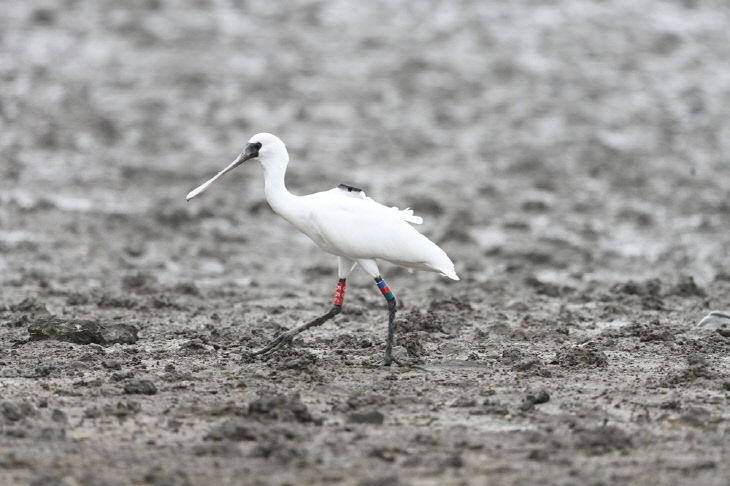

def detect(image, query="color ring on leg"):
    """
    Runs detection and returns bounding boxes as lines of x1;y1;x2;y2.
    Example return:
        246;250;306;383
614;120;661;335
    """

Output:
333;278;346;307
376;278;396;301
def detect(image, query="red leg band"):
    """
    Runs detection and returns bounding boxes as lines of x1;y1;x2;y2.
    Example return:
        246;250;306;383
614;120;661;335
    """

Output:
333;280;346;306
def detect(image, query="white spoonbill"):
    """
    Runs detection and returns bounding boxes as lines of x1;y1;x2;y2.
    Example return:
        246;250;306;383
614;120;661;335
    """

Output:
186;133;459;364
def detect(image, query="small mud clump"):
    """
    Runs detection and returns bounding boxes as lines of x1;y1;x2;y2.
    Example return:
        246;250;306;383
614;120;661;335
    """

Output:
8;297;49;314
205;419;259;441
662;353;716;386
1;400;37;422
247;394;320;424
400;310;447;334
637;320;675;342
399;333;424;359
348;410;385;425
28;316;138;345
502;348;550;376
103;401;141;418
574;425;633;455
121;272;158;294
261;347;319;370
555;344;608;368
124;379;158;395
428;296;473;313
668;276;705;297
526;390;550;405
612;279;661;296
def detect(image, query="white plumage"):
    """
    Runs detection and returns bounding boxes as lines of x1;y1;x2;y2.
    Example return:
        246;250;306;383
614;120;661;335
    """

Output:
187;132;459;281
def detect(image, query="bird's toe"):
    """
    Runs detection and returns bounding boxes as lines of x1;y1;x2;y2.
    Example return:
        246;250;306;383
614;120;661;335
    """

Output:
252;330;296;356
278;332;295;346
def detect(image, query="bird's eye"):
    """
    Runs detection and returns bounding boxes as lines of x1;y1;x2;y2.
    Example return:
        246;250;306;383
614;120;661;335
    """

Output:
254;142;262;150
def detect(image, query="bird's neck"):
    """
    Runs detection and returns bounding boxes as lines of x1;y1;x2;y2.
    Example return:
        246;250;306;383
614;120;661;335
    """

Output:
262;163;299;222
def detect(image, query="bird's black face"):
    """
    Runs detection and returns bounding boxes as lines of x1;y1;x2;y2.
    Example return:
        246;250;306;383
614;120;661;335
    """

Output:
242;141;262;161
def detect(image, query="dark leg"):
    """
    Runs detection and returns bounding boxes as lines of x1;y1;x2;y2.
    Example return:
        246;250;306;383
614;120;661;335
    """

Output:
384;298;398;365
375;277;398;365
252;279;346;356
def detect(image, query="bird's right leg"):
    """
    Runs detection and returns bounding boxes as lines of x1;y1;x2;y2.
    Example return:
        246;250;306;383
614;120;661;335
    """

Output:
252;257;357;356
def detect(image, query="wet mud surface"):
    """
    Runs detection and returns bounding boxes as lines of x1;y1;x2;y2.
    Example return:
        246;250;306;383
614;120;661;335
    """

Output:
2;1;730;485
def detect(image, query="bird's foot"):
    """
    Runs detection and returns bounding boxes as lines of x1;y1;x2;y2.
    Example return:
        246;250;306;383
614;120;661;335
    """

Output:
378;355;430;372
382;349;402;367
251;306;341;358
252;330;296;357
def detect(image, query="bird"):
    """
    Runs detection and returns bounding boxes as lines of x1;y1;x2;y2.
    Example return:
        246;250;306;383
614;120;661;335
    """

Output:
186;133;459;365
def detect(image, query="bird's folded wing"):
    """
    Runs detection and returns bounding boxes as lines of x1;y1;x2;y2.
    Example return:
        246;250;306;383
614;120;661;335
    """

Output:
335;184;367;199
329;186;423;224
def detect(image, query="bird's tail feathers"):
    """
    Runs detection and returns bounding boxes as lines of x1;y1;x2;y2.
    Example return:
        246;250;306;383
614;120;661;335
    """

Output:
431;256;459;280
442;270;460;281
393;207;423;224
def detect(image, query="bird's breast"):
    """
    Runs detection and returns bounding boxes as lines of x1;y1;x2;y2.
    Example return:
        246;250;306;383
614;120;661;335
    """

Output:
277;207;343;256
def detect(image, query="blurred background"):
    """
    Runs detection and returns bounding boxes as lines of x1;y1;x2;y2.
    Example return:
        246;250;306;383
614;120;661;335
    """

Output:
1;0;729;298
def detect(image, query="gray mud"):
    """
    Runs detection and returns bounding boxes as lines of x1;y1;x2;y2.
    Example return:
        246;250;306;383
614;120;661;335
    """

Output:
1;1;730;485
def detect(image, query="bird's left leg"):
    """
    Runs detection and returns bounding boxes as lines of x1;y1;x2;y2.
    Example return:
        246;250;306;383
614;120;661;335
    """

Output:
252;257;357;356
358;259;398;365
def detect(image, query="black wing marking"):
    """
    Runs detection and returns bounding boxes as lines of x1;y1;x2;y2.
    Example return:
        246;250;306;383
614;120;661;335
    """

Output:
338;184;363;193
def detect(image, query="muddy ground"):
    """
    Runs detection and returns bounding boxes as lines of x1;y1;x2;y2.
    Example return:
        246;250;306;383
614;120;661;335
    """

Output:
1;1;730;485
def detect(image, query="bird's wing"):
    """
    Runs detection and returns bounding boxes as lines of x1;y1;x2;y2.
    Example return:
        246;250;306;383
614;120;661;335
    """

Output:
328;185;423;224
301;190;457;278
